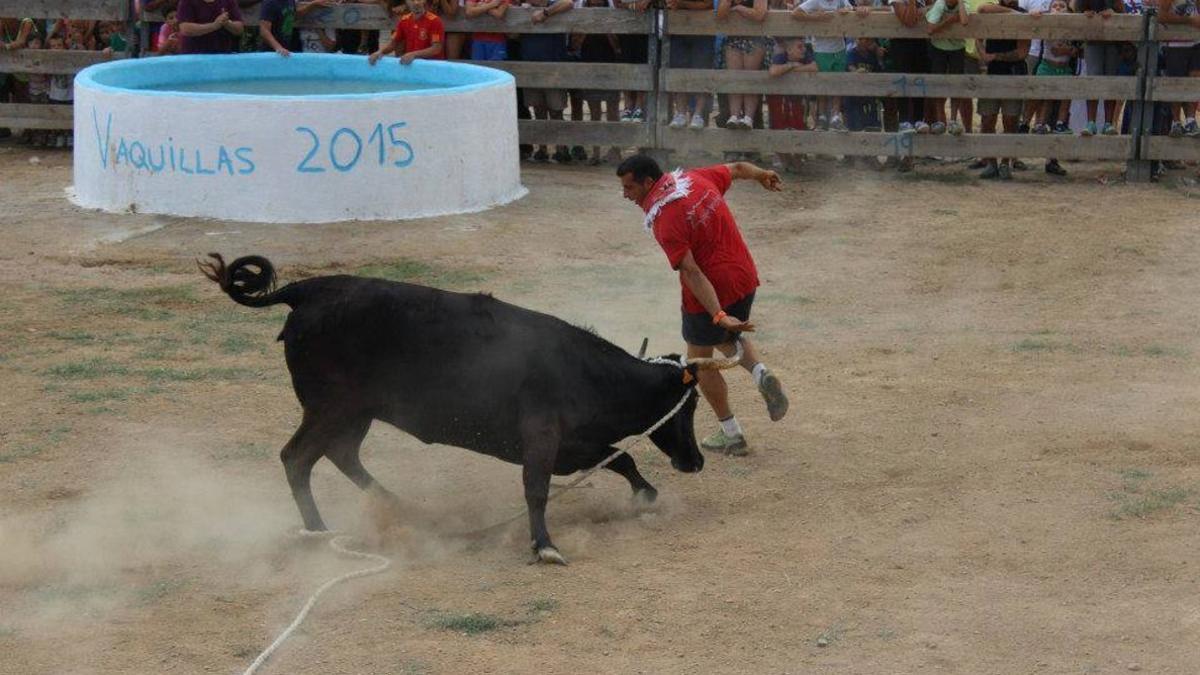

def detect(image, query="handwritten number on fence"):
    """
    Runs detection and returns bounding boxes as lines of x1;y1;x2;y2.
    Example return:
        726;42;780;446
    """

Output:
883;132;914;158
890;75;928;98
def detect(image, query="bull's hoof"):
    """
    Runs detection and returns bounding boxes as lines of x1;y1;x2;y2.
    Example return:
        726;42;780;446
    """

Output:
534;546;569;566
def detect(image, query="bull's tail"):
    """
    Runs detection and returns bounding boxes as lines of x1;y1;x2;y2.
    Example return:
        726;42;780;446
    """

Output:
198;253;288;308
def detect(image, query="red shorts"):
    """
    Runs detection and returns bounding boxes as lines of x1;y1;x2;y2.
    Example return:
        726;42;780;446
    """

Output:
767;95;805;131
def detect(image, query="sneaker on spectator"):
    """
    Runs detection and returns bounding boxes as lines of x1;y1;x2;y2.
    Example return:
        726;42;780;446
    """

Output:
620;109;634;123
571;145;587;162
532;148;549;162
632;108;645;122
1045;159;1067;176
899;121;915;134
739;114;754;129
1053;121;1071;135
553;148;573;163
830;114;847;132
690;113;706;130
1185;119;1200;137
669;113;688;129
726;114;744;130
931;121;946;135
1082;121;1097;137
998;163;1013;180
816;114;829;131
914;120;930;134
980;163;999;179
1034;123;1050;134
1018;121;1031;134
1169;121;1184;138
948;121;964;136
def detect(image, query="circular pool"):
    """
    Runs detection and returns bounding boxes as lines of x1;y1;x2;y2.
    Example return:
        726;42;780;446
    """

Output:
72;53;524;223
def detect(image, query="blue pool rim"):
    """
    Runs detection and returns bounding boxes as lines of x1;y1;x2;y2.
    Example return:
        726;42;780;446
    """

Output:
75;52;514;101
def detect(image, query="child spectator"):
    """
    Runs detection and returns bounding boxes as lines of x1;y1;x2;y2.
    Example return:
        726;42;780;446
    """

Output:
156;10;181;55
768;37;817;172
1033;0;1076;136
845;36;883;132
369;0;446;65
666;0;717;130
925;0;968;134
1158;0;1200;137
793;0;867;131
47;33;72;148
97;21;130;58
887;0;931;141
25;31;50;147
978;0;1029;179
717;0;769;129
466;0;510;60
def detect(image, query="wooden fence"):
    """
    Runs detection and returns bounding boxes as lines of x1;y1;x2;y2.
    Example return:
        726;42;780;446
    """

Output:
3;1;1200;178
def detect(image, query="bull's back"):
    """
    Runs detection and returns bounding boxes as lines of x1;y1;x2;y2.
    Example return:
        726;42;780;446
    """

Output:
278;277;565;456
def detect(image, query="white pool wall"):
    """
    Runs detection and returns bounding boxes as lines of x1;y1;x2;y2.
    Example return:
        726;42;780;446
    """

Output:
72;53;525;223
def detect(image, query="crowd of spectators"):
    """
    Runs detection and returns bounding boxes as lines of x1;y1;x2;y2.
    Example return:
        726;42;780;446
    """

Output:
2;0;1199;177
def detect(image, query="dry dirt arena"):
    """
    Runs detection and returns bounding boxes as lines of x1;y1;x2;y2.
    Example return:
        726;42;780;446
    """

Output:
3;145;1200;675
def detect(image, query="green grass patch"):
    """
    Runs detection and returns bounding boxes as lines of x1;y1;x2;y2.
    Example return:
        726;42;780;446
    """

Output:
140;366;256;382
1143;345;1188;358
1111;487;1191;519
65;386;163;404
427;612;518;635
56;286;200;322
211;442;273;462
45;359;130;379
356;259;487;290
527;598;558;613
0;444;43;464
46;330;97;343
218;334;262;355
0;626;18;639
1012;339;1056;352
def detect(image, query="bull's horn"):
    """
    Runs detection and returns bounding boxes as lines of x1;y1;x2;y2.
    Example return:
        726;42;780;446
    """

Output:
637;337;649;360
686;340;744;371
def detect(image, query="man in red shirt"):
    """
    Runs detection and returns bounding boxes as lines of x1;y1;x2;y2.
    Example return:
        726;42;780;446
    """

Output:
618;154;789;455
368;0;444;66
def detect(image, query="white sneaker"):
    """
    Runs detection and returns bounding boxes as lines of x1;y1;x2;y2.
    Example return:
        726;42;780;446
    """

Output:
669;113;687;129
739;114;754;129
690;114;706;130
726;114;742;129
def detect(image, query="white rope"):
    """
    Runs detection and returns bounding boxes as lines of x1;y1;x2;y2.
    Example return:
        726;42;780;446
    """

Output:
240;534;391;675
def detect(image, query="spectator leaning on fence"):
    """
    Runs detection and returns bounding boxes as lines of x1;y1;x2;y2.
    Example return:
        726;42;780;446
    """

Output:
1;16;36;140
926;0;969;134
845;36;885;138
1158;0;1200;137
718;0;770;129
977;0;1030;179
573;0;625;164
465;0;510;60
177;0;245;54
1075;0;1123;135
522;0;575;162
1033;0;1077;138
667;0;718;130
24;31;50;147
792;0;869;131
370;0;446;65
768;38;817;172
260;0;337;57
47;32;73;149
887;0;932;141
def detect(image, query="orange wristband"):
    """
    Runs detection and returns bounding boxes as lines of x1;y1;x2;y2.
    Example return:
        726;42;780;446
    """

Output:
711;310;727;325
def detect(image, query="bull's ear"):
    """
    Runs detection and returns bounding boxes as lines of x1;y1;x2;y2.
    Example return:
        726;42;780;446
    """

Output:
682;364;699;386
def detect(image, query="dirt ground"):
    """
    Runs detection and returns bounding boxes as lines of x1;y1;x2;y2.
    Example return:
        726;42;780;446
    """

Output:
3;143;1200;675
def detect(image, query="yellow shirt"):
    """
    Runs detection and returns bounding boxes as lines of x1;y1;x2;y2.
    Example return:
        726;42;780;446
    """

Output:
963;0;986;59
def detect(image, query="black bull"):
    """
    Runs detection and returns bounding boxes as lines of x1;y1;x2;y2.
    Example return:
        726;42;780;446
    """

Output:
200;254;739;564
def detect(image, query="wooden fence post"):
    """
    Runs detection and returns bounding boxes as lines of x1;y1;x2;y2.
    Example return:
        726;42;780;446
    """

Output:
651;9;673;166
642;7;661;156
1127;8;1160;183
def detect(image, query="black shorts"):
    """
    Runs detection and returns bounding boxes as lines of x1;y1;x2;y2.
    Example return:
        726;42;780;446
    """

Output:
618;33;649;65
1164;45;1200;77
681;292;755;347
928;47;965;75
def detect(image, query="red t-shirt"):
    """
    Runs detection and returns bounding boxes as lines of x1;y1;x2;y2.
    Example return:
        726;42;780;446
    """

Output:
392;12;445;57
644;165;760;314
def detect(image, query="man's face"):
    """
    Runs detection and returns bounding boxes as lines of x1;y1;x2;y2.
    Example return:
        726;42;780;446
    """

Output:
620;172;654;205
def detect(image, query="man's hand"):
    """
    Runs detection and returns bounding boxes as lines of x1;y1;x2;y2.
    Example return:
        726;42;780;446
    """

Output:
276;46;292;57
216;10;230;26
532;7;548;22
718;315;756;332
758;169;782;191
400;51;417;64
368;49;384;65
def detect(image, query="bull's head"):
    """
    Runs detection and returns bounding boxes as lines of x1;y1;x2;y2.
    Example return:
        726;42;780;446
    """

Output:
647;347;743;474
